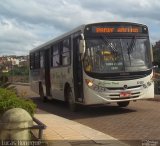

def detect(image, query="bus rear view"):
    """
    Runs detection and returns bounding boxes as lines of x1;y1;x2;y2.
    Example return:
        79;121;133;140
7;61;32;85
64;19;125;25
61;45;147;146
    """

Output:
82;22;154;107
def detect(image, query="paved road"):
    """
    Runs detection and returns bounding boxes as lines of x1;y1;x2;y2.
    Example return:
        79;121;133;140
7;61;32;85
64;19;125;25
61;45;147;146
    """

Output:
14;84;160;145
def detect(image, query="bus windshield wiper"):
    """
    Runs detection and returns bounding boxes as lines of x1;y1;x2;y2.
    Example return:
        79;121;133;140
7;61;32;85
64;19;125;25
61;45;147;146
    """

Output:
101;36;120;64
127;36;136;55
102;36;118;53
127;36;136;65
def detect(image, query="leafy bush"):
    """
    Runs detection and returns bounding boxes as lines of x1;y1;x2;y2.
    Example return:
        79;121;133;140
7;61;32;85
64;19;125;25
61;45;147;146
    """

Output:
8;66;29;76
0;75;8;85
0;88;36;116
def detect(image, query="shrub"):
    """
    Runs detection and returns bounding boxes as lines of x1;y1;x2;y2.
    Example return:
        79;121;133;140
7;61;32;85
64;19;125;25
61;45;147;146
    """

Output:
0;88;36;116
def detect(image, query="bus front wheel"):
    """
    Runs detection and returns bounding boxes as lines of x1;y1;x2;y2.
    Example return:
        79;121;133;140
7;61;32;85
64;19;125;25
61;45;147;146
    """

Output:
117;101;130;107
67;87;77;112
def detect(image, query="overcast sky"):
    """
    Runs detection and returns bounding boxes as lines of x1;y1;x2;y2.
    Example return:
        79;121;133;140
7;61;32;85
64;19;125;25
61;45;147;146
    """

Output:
0;0;160;56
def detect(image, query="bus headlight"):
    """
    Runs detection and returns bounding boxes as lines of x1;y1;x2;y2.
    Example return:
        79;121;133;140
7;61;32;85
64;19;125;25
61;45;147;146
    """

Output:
85;79;93;87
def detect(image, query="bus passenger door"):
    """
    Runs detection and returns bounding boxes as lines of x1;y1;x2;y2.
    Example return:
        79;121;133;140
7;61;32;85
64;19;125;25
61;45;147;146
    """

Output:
73;36;84;103
44;49;51;96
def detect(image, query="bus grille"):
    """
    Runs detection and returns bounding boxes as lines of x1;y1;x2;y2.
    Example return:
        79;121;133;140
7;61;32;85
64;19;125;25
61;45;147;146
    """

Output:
110;96;139;100
99;85;142;100
109;92;141;100
107;85;142;90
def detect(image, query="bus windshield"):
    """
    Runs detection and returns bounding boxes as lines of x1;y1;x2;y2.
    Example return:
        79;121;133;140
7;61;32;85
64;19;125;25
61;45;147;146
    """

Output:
84;36;151;73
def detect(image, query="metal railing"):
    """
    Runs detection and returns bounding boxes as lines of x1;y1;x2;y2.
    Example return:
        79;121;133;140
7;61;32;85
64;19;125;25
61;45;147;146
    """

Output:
30;117;47;140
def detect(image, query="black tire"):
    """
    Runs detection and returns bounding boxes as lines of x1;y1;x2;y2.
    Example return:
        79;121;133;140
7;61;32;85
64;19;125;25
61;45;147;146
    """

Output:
39;84;47;102
117;101;130;107
67;87;77;112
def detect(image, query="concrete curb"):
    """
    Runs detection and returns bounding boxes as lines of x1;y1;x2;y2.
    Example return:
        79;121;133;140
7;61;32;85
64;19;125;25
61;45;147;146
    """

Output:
11;82;30;86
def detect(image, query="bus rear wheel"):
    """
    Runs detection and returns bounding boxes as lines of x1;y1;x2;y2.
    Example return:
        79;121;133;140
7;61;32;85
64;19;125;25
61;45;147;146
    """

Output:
67;87;77;112
117;101;130;107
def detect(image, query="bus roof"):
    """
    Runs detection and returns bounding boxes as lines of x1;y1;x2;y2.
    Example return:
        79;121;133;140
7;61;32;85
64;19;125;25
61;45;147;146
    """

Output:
29;22;147;53
30;24;85;53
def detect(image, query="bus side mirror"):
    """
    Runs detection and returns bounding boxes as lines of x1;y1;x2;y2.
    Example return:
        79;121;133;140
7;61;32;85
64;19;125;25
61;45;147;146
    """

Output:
79;40;85;54
152;61;159;69
152;61;159;68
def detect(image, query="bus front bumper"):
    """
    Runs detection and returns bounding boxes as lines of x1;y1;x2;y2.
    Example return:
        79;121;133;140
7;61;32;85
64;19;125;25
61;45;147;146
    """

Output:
83;84;154;105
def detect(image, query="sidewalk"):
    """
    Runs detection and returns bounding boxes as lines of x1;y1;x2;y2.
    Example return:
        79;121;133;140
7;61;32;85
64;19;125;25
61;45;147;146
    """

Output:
33;114;128;146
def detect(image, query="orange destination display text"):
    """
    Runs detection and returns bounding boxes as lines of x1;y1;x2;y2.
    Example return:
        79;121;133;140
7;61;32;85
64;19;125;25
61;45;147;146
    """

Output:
96;27;139;33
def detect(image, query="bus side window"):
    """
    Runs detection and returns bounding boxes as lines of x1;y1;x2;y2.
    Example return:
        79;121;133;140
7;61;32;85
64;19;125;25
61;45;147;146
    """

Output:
51;46;53;67
40;51;44;68
62;38;71;66
52;43;61;67
30;53;35;70
35;51;40;69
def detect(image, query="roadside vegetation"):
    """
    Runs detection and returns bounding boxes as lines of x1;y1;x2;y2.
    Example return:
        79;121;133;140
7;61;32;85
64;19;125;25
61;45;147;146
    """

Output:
0;88;36;116
153;41;160;71
152;41;160;94
0;63;36;117
3;66;29;83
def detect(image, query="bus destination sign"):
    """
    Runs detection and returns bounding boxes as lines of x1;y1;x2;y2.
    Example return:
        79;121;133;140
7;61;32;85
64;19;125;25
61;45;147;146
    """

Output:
85;23;148;35
95;27;140;33
92;26;143;33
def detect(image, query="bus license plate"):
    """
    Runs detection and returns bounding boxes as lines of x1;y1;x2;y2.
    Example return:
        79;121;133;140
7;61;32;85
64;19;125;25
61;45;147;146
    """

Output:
120;92;131;97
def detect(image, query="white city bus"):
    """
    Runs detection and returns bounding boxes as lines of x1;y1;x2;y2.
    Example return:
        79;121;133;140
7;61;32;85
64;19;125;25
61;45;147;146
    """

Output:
29;22;154;111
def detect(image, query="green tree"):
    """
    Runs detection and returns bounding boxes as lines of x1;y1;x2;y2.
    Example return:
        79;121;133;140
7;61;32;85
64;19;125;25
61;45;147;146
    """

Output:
153;41;160;67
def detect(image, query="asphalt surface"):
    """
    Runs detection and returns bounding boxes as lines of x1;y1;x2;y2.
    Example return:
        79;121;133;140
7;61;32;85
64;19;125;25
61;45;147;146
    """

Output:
14;84;160;146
